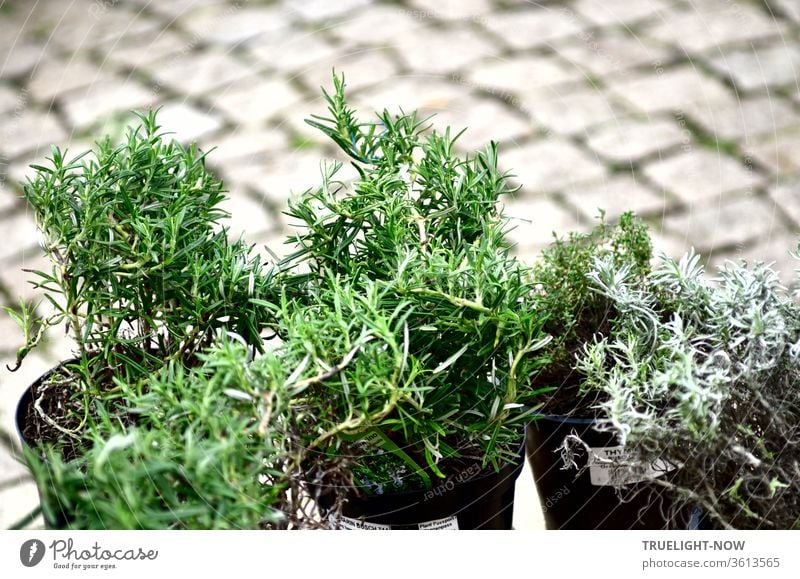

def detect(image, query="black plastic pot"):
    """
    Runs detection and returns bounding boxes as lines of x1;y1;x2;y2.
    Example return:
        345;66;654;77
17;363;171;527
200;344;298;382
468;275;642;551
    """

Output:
332;438;526;530
526;415;674;530
16;384;39;448
16;370;73;530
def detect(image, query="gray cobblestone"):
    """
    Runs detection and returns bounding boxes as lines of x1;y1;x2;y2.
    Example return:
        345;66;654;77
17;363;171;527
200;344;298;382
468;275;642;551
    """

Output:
466;54;584;96
275;103;331;147
745;131;800;176
429;96;531;152
247;30;337;74
4;0;800;531
284;0;373;23
522;86;630;136
329;5;421;48
227;149;335;210
566;174;674;221
149;50;253;98
482;7;586;51
407;0;492;22
643;3;787;54
354;77;463;117
394;26;497;76
585;117;689;164
61;80;158;130
28;58;115;104
554;30;671;77
200;127;289;168
0;213;39;263
299;48;398;94
709;232;800;287
0;43;46;81
572;0;671;27
685;95;800;143
768;178;800;226
501;138;608;194
107;30;191;72
0;445;28;485
650;229;691;260
707;44;800;93
220;191;274;241
0;185;19;214
662;194;780;253
47;4;161;52
773;0;800;23
181;4;289;46
0;110;67;160
501;196;584;259
135;0;226;19
154;103;222;144
210;75;303;126
0;480;42;530
0;86;21;116
609;65;735;114
787;87;800;107
0;252;49;305
643;149;766;205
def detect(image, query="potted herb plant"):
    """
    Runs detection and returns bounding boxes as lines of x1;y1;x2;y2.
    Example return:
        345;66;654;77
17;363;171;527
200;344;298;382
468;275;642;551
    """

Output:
5;112;305;529
523;214;677;529
273;75;552;529
573;248;800;529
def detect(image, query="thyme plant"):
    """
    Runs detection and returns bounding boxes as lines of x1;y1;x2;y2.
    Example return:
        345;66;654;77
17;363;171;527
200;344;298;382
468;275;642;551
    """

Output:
575;249;800;529
531;212;652;414
280;75;550;493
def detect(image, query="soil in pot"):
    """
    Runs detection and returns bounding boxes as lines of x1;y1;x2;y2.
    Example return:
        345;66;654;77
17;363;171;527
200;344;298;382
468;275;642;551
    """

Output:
324;438;526;530
13;359;133;529
526;416;676;530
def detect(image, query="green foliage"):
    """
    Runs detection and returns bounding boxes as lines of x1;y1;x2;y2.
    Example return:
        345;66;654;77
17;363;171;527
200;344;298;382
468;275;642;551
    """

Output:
9;113;293;529
290;74;511;280
532;211;652;410
28;341;291;529
14;110;278;387
280;74;550;491
9;74;555;525
576;249;800;529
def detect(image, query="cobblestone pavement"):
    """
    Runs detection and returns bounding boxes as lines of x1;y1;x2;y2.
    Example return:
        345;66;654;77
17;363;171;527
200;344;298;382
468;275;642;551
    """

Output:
1;0;799;529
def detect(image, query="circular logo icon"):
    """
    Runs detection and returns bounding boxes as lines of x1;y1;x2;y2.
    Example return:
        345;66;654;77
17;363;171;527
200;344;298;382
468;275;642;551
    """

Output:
20;539;46;567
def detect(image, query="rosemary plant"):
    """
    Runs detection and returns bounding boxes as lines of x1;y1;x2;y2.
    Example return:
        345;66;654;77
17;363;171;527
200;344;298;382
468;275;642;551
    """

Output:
280;75;550;494
5;113;303;529
8;111;278;447
27;340;295;529
575;249;800;529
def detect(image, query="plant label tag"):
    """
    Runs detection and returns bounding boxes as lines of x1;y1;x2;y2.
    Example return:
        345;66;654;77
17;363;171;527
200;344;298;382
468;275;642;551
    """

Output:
417;516;459;530
337;516;392;530
587;446;675;487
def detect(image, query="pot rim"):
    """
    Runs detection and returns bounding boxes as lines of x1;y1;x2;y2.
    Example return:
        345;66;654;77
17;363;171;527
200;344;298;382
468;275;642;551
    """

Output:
338;434;527;502
531;412;598;425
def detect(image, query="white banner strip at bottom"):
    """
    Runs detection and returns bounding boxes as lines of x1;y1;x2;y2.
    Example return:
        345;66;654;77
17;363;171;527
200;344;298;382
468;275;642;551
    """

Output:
1;531;799;578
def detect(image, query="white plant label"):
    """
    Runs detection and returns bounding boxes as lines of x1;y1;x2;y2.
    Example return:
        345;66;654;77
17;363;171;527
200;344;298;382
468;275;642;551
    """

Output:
337;516;391;530
337;515;459;530
587;446;675;487
417;516;459;530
